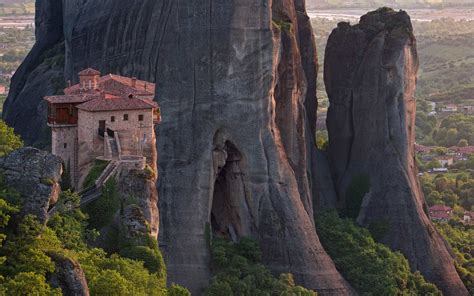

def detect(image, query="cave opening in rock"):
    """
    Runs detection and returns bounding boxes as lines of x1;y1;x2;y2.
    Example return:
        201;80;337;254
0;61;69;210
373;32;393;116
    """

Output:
210;141;249;242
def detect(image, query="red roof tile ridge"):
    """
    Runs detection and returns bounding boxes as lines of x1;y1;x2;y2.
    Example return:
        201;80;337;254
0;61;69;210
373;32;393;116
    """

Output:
78;68;101;75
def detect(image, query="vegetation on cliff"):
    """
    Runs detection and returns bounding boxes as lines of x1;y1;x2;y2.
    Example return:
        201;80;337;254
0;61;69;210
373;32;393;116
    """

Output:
0;123;189;295
0;120;22;156
206;237;316;296
0;187;181;295
316;211;441;295
437;222;474;294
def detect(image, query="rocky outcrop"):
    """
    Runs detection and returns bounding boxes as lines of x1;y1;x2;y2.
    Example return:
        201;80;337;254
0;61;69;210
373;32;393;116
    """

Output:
87;166;159;253
116;168;159;239
4;1;352;295
0;147;62;223
48;252;90;296
324;8;467;295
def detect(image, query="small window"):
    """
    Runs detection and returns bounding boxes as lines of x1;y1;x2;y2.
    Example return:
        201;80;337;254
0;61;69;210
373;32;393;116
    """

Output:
111;116;115;122
138;114;144;121
63;143;67;149
123;114;129;121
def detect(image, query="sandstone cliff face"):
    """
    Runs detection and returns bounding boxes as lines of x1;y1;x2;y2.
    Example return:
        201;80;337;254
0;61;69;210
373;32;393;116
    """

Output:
325;8;467;295
155;1;352;294
3;1;354;295
0;147;62;223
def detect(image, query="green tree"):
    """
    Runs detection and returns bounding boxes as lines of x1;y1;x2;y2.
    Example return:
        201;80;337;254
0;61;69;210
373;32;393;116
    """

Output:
426;191;443;206
0;120;22;156
442;190;460;208
89;269;132;296
167;284;191;296
458;139;469;147
315;211;441;295
205;238;316;296
3;272;61;296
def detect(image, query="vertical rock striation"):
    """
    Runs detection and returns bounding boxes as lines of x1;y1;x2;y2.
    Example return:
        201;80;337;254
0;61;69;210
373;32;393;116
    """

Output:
325;8;467;295
3;0;354;294
156;1;352;294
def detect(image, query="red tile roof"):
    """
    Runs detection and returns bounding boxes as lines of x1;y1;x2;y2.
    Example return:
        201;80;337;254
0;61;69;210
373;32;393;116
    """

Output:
44;69;158;112
76;96;157;112
44;93;99;104
430;211;451;220
65;74;155;97
78;68;101;75
429;205;452;212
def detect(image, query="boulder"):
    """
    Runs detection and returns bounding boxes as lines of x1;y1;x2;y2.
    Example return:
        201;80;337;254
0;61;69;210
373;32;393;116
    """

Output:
48;252;90;296
0;147;62;223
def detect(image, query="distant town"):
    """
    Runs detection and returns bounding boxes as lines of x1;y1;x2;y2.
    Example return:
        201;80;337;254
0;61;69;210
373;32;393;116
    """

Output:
0;1;34;114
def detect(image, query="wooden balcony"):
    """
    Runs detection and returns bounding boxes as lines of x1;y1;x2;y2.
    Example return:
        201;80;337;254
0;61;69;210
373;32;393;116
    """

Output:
47;115;78;126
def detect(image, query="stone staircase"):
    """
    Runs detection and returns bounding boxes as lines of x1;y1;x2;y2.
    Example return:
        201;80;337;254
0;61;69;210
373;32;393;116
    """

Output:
48;161;119;215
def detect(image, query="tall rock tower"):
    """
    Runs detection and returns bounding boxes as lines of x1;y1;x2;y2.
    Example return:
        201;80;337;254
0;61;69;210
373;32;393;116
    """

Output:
324;8;467;295
2;0;353;295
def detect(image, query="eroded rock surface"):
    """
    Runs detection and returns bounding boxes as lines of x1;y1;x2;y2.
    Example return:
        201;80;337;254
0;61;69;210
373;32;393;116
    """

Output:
48;252;90;296
4;1;353;295
116;169;159;239
325;8;467;295
0;147;62;223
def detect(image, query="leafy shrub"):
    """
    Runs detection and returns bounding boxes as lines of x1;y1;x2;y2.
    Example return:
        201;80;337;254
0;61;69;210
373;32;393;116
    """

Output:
316;211;441;295
205;237;316;296
436;222;474;294
40;177;54;186
143;165;155;180
167;284;191;296
120;245;166;276
345;174;370;219
272;19;292;31
3;272;61;296
82;160;109;189
0;120;23;157
83;179;119;230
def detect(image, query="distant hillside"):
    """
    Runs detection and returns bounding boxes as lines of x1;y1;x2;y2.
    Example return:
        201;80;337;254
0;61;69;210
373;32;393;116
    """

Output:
0;0;34;15
306;0;474;9
0;0;33;3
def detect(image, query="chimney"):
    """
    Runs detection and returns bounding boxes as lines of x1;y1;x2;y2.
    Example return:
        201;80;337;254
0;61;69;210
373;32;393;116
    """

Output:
131;77;137;88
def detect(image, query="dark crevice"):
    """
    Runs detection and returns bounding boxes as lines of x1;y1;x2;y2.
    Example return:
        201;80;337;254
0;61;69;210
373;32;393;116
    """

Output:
211;141;250;242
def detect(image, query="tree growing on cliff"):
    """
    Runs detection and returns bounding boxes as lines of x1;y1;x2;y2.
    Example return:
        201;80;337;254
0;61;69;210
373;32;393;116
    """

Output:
0;120;22;157
315;211;441;295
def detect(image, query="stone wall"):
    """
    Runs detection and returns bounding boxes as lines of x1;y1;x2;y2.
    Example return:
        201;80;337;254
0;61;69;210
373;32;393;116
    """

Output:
51;125;78;187
77;108;155;186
